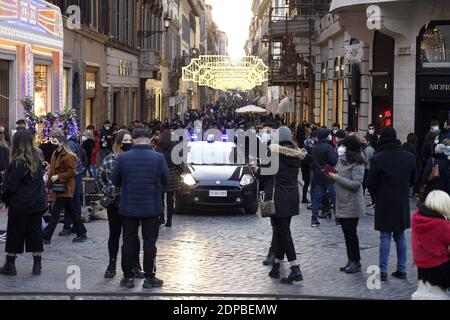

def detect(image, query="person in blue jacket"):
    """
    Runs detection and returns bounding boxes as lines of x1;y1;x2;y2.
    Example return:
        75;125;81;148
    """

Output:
112;129;169;289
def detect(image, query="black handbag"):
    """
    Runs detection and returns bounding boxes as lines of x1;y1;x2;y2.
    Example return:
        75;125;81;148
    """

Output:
100;194;115;208
51;181;67;193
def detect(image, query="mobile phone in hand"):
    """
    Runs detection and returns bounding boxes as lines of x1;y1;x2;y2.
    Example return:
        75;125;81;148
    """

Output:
323;165;338;175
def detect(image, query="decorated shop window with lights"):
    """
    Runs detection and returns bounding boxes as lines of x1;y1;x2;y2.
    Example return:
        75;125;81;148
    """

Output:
420;22;450;69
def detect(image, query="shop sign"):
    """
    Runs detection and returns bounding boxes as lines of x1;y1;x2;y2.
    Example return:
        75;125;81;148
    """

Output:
86;81;96;90
419;75;450;100
119;60;133;76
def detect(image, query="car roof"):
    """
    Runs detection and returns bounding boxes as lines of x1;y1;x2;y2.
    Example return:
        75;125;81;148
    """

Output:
187;141;236;148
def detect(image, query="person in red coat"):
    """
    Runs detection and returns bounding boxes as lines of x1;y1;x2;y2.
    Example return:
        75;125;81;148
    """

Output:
412;190;450;290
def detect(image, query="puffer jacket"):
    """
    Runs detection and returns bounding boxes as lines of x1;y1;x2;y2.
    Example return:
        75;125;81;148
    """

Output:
334;157;365;219
111;145;169;218
156;148;180;193
412;205;450;269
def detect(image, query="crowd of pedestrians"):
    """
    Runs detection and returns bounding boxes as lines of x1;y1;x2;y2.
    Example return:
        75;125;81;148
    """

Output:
0;100;448;293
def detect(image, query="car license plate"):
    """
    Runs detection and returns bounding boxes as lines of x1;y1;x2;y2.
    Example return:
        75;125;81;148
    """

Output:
209;190;227;197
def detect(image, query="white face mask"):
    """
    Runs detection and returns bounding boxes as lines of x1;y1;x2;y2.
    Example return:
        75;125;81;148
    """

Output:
333;129;338;135
82;136;88;142
327;135;333;141
338;146;346;156
368;129;375;135
432;126;440;133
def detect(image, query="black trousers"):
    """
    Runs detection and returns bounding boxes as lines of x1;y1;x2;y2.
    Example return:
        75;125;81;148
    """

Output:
363;170;375;204
161;192;175;223
301;166;311;201
121;216;160;278
107;206;140;266
5;212;43;254
340;218;361;263
269;218;277;254
272;217;297;262
42;197;86;241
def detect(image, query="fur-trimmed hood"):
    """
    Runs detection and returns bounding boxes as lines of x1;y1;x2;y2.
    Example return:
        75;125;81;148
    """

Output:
270;144;307;160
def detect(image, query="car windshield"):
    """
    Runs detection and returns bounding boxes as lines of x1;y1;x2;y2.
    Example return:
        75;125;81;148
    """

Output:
186;143;235;165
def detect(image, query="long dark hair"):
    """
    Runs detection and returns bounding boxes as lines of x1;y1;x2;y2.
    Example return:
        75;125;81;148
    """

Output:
157;131;175;152
345;151;366;165
11;130;43;177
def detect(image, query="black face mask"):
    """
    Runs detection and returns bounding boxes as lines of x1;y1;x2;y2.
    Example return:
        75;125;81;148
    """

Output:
121;143;133;152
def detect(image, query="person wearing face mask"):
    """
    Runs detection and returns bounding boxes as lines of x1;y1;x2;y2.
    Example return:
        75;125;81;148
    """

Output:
424;120;441;146
362;136;376;208
100;120;113;163
96;130;143;279
328;136;366;274
42;129;87;244
81;130;96;178
310;129;338;227
331;123;341;147
365;124;379;150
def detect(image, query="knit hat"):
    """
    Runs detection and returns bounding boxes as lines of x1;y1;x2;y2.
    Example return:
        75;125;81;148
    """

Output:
278;126;293;143
379;127;397;144
318;128;330;140
342;136;361;153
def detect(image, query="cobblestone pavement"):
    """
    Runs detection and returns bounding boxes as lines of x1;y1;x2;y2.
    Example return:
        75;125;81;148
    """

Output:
0;180;420;300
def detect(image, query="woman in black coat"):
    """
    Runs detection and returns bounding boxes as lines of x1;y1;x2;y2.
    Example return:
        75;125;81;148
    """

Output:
419;144;449;202
266;127;306;284
0;132;10;185
156;131;180;228
0;131;47;277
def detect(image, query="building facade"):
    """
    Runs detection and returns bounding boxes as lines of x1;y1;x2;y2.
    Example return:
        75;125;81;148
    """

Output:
0;0;64;133
331;0;450;142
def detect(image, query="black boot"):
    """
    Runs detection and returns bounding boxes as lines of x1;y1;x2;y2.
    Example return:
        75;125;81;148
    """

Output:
268;263;280;279
345;261;361;274
32;256;42;276
0;255;17;276
104;258;117;279
281;265;303;284
339;261;351;272
262;250;275;266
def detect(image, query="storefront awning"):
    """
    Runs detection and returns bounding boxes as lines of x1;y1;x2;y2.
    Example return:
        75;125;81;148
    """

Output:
0;0;64;50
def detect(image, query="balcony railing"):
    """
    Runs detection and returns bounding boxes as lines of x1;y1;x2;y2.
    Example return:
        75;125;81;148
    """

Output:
139;49;160;71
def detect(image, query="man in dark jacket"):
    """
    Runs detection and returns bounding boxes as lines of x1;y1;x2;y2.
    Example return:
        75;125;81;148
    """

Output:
310;129;338;227
367;127;416;282
112;129;169;289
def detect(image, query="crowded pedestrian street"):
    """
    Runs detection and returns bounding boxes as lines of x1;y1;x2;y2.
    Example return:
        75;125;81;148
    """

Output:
0;0;450;308
0;196;420;300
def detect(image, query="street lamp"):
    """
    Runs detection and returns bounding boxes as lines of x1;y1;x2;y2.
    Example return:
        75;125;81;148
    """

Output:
138;14;172;39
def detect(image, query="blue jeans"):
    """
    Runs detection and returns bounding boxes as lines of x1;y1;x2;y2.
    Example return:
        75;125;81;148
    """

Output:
379;231;407;273
312;183;336;223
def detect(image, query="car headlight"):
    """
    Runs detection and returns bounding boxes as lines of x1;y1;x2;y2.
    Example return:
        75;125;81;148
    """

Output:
240;174;254;187
182;173;197;187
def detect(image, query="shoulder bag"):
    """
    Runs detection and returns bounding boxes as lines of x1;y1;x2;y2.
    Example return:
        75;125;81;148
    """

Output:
427;158;440;182
51;180;67;193
260;176;276;218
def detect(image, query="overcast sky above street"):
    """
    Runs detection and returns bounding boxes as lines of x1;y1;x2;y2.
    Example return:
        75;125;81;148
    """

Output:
205;0;253;59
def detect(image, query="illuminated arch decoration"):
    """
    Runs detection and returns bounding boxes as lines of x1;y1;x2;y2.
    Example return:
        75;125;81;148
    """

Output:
182;56;269;91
